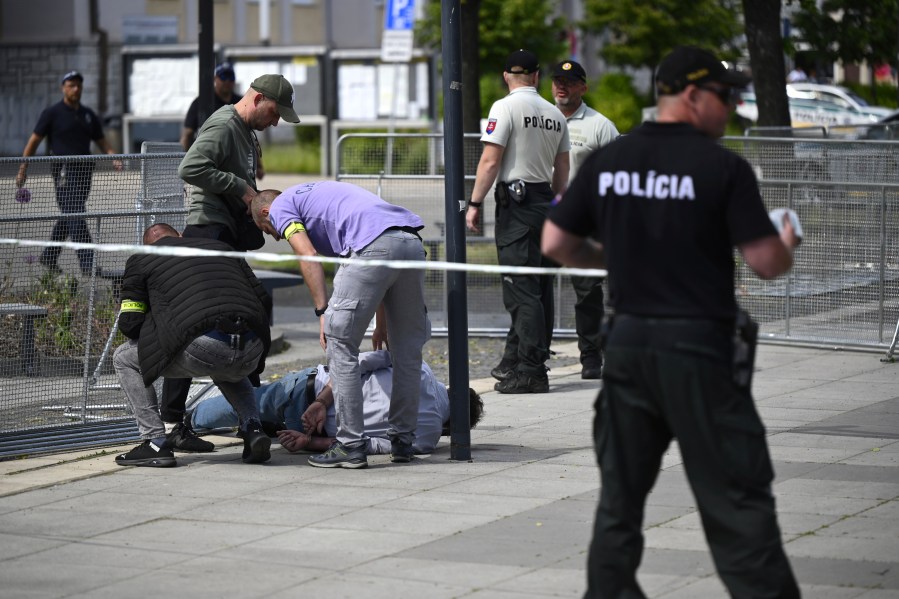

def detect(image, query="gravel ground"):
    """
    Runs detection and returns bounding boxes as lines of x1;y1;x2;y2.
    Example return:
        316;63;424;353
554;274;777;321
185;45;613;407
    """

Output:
263;332;581;385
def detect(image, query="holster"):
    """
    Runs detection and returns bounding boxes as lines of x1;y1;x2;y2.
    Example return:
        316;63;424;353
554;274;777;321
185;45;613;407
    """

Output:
732;309;758;389
495;183;510;208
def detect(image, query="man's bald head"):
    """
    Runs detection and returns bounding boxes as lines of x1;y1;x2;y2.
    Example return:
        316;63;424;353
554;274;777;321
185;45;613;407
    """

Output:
143;223;180;245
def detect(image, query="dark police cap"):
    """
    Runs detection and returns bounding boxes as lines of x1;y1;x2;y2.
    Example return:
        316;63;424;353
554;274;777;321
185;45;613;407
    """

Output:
656;46;750;95
60;70;83;85
552;60;587;83
504;49;540;75
214;62;236;81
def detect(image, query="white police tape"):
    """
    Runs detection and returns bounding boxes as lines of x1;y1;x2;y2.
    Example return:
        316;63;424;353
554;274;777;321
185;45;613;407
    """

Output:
0;238;608;278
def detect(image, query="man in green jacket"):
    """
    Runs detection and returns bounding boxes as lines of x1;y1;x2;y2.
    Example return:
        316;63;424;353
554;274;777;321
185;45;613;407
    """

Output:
178;73;299;250
162;73;299;454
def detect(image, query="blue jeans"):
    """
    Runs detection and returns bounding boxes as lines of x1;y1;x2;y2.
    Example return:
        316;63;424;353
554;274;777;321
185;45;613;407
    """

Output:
325;230;429;449
114;334;264;440
192;368;316;431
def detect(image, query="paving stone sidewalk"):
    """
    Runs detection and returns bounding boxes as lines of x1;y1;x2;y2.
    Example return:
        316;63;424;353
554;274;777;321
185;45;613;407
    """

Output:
1;342;897;598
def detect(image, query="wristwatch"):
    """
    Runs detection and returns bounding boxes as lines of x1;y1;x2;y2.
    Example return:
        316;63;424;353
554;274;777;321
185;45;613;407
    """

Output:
468;201;483;208
314;306;327;317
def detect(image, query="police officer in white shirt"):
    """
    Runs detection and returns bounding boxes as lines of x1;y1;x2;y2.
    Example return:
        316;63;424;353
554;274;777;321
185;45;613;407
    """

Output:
552;60;619;379
466;49;570;394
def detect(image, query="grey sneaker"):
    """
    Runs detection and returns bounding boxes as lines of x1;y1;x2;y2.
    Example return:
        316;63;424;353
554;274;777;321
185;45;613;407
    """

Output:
390;439;414;463
308;441;368;469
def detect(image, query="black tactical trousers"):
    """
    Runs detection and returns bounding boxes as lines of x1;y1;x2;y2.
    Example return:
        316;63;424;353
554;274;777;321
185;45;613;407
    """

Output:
585;316;799;599
495;185;554;376
571;275;604;363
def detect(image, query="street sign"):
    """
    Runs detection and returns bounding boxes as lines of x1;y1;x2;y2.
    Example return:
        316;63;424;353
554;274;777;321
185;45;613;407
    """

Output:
381;0;415;63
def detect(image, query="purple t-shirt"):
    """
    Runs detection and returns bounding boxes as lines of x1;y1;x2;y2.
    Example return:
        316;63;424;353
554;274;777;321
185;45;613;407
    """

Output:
268;181;424;257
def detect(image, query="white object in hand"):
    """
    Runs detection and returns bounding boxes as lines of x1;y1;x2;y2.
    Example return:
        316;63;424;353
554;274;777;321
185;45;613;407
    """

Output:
769;208;803;241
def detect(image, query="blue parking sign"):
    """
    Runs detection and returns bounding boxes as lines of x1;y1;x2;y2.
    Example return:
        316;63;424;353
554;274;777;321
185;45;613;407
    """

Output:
385;0;415;31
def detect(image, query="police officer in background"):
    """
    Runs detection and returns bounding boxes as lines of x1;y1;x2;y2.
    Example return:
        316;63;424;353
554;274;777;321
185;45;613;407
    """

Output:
551;60;619;379
542;46;801;597
467;49;570;394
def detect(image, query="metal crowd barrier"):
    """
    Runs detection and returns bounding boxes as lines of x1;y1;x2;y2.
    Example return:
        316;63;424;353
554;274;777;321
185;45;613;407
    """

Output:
0;152;186;447
2;134;898;456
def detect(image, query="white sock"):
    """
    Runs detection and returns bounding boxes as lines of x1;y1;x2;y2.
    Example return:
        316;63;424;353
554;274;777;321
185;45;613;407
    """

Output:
163;422;178;434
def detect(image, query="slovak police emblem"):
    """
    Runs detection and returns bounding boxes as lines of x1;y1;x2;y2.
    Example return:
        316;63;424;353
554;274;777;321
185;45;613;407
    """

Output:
562;62;572;71
486;118;497;134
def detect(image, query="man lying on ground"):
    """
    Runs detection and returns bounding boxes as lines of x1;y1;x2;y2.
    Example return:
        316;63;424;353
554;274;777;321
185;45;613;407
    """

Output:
190;350;483;457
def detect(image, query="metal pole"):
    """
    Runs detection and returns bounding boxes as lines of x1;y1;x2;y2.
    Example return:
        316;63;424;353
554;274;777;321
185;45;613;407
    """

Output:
442;0;471;461
198;0;215;127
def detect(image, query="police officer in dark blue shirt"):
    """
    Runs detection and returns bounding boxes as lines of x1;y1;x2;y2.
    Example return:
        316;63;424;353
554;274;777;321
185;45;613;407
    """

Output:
16;71;119;276
543;47;801;598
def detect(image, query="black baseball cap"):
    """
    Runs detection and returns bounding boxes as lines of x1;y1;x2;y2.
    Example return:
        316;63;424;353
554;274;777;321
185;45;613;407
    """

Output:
60;70;83;85
214;62;235;81
504;49;539;75
656;46;750;95
552;60;587;83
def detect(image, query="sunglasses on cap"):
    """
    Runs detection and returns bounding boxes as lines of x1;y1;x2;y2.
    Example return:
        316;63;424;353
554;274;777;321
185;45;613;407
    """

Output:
696;83;742;106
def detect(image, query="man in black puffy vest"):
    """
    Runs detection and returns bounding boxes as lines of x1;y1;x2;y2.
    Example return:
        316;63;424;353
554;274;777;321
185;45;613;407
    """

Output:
112;223;273;468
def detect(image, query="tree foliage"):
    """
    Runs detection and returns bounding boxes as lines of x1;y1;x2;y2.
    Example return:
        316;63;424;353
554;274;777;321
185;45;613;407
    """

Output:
581;0;744;76
418;0;569;130
418;0;569;74
788;0;899;67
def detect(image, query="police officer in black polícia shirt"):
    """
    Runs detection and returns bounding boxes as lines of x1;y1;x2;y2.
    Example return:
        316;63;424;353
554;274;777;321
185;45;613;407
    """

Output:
543;47;801;598
466;49;570;394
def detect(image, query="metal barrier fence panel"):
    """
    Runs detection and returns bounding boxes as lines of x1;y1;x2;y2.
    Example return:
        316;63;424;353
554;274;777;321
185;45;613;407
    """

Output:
0;153;186;437
2;136;898;450
338;133;899;348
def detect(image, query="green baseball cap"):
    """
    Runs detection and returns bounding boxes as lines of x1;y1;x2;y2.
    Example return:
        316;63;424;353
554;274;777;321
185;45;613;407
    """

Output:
250;74;300;123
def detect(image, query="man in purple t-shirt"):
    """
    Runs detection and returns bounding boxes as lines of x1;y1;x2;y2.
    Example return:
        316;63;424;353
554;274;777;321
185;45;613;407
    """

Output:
251;181;430;469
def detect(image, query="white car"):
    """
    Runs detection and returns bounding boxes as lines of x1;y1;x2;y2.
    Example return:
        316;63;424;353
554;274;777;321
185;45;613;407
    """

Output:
737;83;892;128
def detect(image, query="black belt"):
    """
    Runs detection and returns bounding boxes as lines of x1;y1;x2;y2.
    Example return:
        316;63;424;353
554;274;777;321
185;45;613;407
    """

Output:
203;329;257;350
384;225;423;240
607;314;733;359
305;370;317;404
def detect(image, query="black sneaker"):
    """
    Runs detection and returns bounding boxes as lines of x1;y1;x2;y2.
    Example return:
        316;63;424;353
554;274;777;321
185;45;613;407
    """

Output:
390;439;414;463
494;371;549;394
240;419;272;464
167;422;215;453
115;440;176;468
308;441;368;469
581;356;603;380
261;420;286;437
490;360;517;381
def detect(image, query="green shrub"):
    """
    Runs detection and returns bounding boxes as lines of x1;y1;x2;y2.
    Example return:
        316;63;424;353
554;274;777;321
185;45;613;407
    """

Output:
259;126;322;174
337;128;432;175
584;73;645;134
842;81;899;110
